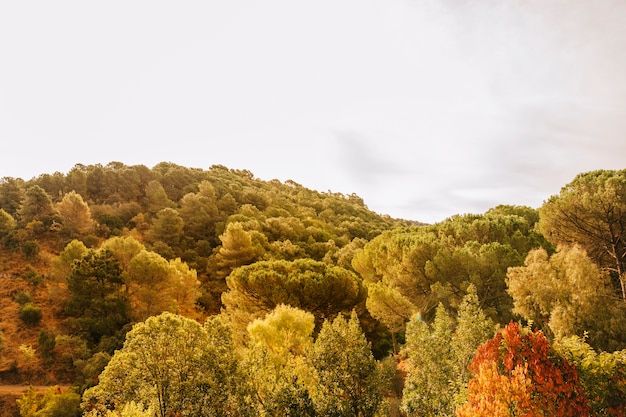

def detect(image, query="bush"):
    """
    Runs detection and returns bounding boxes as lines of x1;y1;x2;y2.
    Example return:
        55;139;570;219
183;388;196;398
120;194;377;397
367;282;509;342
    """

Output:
19;302;42;326
25;269;43;286
38;330;57;362
14;290;32;305
21;240;40;258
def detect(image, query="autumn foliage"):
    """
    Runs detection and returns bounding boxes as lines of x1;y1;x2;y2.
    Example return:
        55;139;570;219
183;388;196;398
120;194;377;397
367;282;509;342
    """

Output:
458;321;590;417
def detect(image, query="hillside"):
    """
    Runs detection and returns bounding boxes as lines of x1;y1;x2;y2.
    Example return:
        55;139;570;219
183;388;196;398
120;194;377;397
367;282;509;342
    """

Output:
1;165;626;417
0;162;413;385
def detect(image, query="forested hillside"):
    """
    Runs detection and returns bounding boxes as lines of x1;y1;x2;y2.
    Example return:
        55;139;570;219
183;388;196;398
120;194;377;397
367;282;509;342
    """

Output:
0;164;625;417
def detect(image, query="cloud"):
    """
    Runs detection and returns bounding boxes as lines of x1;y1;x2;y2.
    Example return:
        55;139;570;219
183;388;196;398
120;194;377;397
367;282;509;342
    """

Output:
333;131;410;186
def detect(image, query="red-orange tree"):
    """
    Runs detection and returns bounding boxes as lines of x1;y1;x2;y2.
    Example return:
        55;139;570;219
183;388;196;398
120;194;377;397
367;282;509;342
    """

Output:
458;322;589;417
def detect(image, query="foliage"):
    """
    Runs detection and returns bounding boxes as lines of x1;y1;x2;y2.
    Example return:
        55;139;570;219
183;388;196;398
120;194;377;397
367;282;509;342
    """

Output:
365;280;417;354
21;240;40;259
539;169;626;299
0;207;16;236
65;249;130;344
19;302;42;326
38;330;56;363
14;290;33;305
18;386;81;417
353;210;546;325
223;259;365;341
308;311;387;417
56;191;94;237
554;335;626;416
82;312;238;417
508;245;626;351
458;322;589;417
242;305;316;416
101;401;155;417
401;286;495;417
149;207;184;249
18;185;57;227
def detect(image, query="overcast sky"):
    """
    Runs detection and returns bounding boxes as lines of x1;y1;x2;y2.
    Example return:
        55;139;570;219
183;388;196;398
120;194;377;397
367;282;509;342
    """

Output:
1;1;625;223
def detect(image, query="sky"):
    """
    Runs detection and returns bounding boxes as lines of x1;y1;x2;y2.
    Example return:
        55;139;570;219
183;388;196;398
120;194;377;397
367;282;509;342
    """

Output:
1;1;625;223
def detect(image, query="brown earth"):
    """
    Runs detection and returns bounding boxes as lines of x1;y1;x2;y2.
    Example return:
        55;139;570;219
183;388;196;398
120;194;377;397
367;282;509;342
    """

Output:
0;238;70;386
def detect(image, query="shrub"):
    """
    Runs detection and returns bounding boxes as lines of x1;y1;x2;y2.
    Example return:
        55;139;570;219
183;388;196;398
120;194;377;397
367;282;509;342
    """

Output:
21;240;40;258
38;330;57;362
19;302;42;326
14;290;32;305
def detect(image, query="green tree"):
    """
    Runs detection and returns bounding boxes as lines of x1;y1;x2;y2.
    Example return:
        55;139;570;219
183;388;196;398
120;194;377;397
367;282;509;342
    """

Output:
101;236;145;273
365;281;417;354
539;170;626;299
179;182;219;242
18;185;57;229
213;221;265;279
65;249;130;344
0;176;25;215
554;335;626;417
149;208;184;248
401;287;495;417
49;240;89;307
353;220;527;324
223;259;365;341
401;305;456;417
126;250;177;321
18;386;81;417
309;311;386;417
143;180;174;216
82;312;237;417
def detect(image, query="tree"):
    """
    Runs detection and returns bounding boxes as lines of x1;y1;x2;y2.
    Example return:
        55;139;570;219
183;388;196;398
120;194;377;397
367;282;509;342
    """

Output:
308;311;386;417
126;250;177;321
18;185;57;227
65;249;130;344
56;191;94;237
18;386;81;417
401;288;494;417
352;212;547;326
82;312;237;417
143;180;174;215
554;335;626;417
0;176;25;215
0;208;16;237
179;183;219;242
402;304;456;417
242;305;316;416
457;322;589;417
222;259;366;341
149;208;184;248
101;236;145;272
168;257;201;317
213;222;265;279
365;281;417;354
507;245;626;351
539;170;626;299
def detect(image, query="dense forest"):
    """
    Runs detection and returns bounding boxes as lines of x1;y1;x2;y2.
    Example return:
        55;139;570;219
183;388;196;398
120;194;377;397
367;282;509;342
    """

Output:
0;163;625;417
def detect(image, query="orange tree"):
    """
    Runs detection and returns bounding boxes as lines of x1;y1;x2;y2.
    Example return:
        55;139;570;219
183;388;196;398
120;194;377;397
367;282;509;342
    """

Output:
458;322;589;417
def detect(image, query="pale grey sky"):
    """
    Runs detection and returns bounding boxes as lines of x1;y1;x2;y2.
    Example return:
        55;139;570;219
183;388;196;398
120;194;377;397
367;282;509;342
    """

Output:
1;1;625;223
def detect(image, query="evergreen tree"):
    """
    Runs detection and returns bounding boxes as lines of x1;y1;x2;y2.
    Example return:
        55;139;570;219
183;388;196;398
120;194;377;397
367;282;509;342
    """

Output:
309;311;386;417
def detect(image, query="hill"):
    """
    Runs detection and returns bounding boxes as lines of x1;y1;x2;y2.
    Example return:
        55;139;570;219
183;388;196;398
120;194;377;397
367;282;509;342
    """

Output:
0;162;414;385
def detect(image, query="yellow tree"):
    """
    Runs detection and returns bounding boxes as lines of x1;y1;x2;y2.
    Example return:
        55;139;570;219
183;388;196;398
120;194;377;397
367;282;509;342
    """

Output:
56;191;94;237
507;245;626;351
